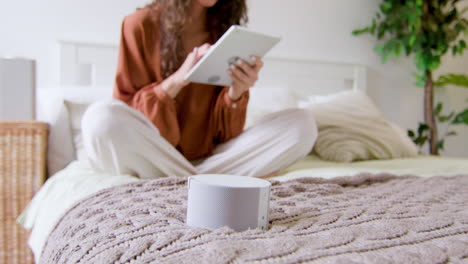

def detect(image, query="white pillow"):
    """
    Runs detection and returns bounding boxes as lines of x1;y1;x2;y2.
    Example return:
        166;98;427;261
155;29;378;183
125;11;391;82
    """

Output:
245;86;297;128
299;90;418;162
41;97;75;177
37;86;112;176
64;101;91;161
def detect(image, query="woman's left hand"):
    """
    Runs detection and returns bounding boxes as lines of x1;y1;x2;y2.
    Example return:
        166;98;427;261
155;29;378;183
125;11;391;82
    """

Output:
228;56;264;101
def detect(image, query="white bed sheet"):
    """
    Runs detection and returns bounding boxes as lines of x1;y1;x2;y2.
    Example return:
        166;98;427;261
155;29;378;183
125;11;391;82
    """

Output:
276;154;468;181
17;161;139;263
18;155;468;262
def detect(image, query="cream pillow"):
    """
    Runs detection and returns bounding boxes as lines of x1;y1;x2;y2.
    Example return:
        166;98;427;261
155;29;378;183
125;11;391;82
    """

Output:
41;96;75;177
299;90;418;162
64;101;91;161
38;86;112;176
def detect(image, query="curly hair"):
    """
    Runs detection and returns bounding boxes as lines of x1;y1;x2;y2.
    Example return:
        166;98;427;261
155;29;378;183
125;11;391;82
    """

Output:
146;0;248;78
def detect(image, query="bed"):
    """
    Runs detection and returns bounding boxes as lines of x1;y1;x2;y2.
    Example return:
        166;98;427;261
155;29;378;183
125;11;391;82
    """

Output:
19;41;468;263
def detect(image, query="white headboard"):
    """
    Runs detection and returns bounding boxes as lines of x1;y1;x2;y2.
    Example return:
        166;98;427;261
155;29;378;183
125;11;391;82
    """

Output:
59;41;118;87
58;41;366;97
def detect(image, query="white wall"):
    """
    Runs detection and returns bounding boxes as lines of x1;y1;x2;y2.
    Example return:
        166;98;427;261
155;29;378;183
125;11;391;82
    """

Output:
247;0;468;157
0;0;147;89
1;0;467;157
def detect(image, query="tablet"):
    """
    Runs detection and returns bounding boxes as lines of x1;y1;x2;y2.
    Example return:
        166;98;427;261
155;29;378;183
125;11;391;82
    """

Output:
184;25;281;86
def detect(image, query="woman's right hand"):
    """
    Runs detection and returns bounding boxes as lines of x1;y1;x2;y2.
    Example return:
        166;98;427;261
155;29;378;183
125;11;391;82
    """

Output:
161;43;211;98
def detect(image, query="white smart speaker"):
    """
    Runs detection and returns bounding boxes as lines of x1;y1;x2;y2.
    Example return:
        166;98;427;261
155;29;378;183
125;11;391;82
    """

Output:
186;174;271;232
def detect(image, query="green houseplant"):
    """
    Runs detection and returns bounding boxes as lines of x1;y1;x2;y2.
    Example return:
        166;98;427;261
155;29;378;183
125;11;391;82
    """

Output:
353;0;468;155
408;74;468;152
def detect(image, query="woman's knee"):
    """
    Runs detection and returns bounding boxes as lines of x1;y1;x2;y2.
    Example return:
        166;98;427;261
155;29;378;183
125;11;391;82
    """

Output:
255;108;318;152
82;100;126;141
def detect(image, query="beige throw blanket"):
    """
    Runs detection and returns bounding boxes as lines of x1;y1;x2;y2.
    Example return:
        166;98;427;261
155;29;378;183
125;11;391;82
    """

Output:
301;91;419;162
40;174;468;263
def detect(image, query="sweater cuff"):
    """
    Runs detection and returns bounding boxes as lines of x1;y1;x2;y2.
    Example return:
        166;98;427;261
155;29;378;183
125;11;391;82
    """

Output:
153;84;176;106
223;88;249;110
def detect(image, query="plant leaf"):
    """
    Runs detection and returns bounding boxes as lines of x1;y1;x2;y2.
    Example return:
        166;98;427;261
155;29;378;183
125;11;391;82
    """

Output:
352;28;369;35
438;111;455;123
415;79;426;87
452;45;458;56
446;131;457;137
435;74;468;88
409;35;417;47
415;136;428;146
417;123;429;134
437;139;445;151
428;56;441;71
434;102;443;116
452;109;468;124
461;40;467;49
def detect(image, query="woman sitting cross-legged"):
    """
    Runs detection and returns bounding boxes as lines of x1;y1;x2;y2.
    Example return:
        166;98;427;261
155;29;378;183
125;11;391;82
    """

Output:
82;0;317;179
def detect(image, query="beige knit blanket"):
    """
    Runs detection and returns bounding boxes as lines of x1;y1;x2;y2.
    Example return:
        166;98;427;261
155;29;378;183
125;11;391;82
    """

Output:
40;174;468;263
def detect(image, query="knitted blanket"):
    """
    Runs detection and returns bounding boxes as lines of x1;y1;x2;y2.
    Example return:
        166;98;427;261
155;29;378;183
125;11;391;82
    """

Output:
40;174;468;264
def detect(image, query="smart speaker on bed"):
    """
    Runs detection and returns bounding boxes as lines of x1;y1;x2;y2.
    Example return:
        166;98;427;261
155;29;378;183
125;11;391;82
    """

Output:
186;174;271;232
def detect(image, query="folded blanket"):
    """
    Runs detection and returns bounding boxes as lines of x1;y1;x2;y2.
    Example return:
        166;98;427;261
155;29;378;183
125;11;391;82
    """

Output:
313;118;417;162
301;91;418;162
41;174;468;263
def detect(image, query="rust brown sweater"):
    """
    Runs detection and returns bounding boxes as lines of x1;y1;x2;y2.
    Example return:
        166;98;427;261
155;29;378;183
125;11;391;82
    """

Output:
113;8;249;161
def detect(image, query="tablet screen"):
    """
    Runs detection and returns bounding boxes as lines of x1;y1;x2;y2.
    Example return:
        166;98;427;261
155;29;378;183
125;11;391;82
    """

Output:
184;25;281;86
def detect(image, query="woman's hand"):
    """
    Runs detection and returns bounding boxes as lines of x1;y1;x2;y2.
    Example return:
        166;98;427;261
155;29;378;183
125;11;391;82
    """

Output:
161;43;211;98
228;56;264;101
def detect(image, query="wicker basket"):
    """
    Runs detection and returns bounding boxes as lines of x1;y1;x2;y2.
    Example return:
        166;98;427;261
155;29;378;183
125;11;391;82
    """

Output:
0;122;48;264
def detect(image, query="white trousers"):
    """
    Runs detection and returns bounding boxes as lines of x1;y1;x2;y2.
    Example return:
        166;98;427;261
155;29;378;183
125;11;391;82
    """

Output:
82;100;317;179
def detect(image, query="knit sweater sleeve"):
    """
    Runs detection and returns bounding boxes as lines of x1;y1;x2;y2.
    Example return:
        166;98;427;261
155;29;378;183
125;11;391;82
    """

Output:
112;11;180;146
213;87;249;143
